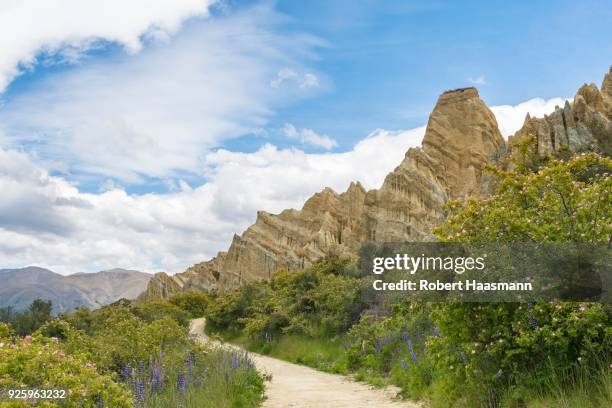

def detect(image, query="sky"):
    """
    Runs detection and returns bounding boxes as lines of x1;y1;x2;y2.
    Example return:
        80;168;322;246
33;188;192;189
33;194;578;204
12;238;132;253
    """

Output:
0;0;610;274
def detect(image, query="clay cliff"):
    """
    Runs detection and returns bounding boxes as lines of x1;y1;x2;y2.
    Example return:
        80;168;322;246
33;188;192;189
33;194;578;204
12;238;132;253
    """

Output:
142;68;611;298
509;67;612;156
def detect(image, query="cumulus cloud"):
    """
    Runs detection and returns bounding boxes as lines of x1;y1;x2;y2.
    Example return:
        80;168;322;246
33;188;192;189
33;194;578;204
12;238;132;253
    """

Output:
0;128;423;274
0;4;324;183
270;68;320;89
0;0;218;93
490;97;571;137
467;75;487;85
282;123;337;149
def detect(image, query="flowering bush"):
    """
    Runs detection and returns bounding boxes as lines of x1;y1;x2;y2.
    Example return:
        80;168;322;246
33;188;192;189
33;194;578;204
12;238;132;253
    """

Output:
0;331;132;407
428;151;612;405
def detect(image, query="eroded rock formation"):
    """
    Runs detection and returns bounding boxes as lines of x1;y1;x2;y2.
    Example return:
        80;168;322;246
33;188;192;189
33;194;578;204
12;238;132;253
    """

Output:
508;67;612;156
142;86;503;297
141;68;611;298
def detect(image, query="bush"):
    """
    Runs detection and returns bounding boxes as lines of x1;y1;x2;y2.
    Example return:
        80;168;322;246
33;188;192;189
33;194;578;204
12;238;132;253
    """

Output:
0;332;132;407
169;291;211;318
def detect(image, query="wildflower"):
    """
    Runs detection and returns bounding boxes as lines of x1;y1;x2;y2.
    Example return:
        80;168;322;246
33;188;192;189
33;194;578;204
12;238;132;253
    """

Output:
231;351;240;369
135;378;145;405
577;357;583;363
122;363;132;383
407;339;417;361
97;394;103;408
186;353;194;384
177;372;187;393
401;360;408;371
152;361;162;393
374;338;382;354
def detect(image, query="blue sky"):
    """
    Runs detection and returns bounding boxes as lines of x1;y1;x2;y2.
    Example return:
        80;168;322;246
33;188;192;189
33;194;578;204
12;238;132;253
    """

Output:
0;0;610;273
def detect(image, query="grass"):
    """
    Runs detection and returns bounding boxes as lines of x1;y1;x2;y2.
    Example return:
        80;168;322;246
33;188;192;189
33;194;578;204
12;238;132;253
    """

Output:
144;348;265;408
215;330;350;374
210;325;612;408
500;355;612;408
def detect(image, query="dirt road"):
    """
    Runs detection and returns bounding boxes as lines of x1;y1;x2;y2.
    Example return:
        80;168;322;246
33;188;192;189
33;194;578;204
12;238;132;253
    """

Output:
189;318;421;408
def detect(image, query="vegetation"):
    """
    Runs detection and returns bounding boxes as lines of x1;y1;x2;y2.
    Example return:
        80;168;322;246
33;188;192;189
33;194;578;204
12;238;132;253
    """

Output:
0;298;264;407
204;149;612;407
0;299;53;336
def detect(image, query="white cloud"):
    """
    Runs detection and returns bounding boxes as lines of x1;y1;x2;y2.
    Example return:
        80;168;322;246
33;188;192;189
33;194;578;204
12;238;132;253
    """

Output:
0;128;423;274
282;123;337;149
300;73;320;88
0;4;323;183
270;68;319;89
0;0;218;93
467;75;487;85
490;97;571;137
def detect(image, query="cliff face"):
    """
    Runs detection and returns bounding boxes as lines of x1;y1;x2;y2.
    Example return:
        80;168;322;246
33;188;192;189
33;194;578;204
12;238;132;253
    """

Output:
142;68;611;298
509;68;612;156
143;86;504;297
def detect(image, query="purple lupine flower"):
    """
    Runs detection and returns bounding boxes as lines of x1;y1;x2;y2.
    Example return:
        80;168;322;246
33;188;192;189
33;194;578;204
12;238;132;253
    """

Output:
460;351;468;365
97;395;103;408
528;303;538;328
122;363;132;382
186;353;194;384
401;359;408;371
374;338;382;354
152;361;161;393
177;372;187;393
231;351;240;369
407;339;417;361
247;359;254;370
432;327;442;338
135;379;146;405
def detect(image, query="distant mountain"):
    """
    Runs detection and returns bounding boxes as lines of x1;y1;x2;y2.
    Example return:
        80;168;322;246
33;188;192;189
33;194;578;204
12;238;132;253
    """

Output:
0;267;152;313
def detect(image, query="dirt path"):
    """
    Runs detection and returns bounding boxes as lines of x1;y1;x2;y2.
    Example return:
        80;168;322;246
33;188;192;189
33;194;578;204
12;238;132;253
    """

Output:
189;318;421;408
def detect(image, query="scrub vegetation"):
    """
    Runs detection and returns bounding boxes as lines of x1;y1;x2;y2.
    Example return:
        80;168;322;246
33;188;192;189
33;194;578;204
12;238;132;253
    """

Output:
204;148;612;407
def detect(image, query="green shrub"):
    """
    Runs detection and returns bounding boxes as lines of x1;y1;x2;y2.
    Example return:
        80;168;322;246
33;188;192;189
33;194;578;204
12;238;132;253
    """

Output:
0;333;132;407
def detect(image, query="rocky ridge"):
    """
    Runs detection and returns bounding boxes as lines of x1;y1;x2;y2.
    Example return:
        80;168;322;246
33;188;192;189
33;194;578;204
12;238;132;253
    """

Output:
142;68;612;298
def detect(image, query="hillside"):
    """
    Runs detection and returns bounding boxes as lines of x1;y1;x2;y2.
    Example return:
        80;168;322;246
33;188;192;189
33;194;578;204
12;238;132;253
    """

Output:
0;266;151;313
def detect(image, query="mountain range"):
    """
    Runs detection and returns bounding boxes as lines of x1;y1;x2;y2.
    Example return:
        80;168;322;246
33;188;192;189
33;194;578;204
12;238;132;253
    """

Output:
141;67;612;299
0;266;151;313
